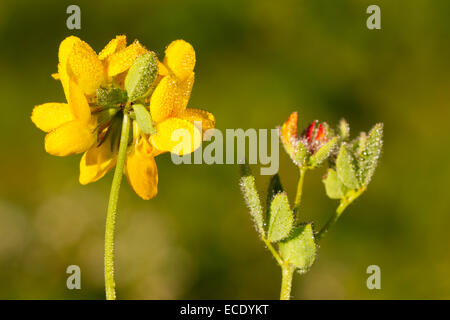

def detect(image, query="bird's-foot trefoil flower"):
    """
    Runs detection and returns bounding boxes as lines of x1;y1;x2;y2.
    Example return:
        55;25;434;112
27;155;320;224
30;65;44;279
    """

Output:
32;35;215;299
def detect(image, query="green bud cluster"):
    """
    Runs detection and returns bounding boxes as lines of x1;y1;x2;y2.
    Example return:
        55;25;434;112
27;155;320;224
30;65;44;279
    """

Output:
93;51;160;147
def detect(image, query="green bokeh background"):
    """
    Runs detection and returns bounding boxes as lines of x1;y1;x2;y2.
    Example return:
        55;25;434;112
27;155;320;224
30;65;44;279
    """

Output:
0;0;449;299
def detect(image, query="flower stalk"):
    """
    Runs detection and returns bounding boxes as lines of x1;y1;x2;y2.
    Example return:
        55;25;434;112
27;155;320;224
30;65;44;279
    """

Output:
293;167;307;220
316;186;366;242
104;111;131;300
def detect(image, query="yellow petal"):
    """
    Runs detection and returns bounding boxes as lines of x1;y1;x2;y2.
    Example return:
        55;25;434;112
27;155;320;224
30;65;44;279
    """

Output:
158;61;169;76
51;73;60;80
45;120;96;156
98;35;127;61
164;40;196;81
68;79;91;123
58;37;81;98
125;140;158;200
32;103;74;132
105;40;147;77
175;71;195;112
58;62;70;100
179;108;215;133
149;70;194;124
63;37;105;96
150;118;201;155
79;135;117;185
149;75;179;123
58;36;81;68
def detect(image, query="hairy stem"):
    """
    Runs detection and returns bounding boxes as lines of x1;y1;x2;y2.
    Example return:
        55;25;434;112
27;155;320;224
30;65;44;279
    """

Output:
277;166;307;300
262;237;283;266
280;264;295;300
104;112;131;300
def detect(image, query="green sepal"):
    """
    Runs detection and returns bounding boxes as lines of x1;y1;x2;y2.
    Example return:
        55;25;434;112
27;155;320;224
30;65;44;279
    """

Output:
100;112;122;152
358;123;383;187
133;104;155;135
279;223;316;273
323;168;347;199
239;163;265;237
309;136;338;168
336;143;360;189
294;141;308;167
125;52;159;102
96;87;128;107
338;118;350;141
95;108;119;128
267;192;293;242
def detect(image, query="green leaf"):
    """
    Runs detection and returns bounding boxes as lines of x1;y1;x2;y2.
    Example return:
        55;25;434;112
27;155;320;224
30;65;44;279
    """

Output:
133;104;155;135
350;132;367;158
96;88;128;107
266;174;283;216
125;52;159;102
358;123;383;187
267;192;293;242
336;143;360;189
279;223;316;272
239;164;265;237
309;136;338;168
323;168;346;199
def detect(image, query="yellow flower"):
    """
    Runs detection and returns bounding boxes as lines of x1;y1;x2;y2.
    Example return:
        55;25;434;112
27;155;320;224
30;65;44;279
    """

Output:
32;36;215;200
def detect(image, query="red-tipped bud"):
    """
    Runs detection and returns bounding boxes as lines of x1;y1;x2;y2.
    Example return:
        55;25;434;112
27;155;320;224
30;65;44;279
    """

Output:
305;121;316;143
301;121;330;154
316;123;325;142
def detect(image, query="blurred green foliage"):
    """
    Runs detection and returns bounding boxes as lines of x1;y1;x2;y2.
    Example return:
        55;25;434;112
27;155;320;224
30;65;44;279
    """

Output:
0;0;449;299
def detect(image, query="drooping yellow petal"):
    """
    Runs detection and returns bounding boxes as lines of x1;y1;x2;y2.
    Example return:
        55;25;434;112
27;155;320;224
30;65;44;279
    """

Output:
58;36;81;69
45;120;96;156
149;75;179;123
164;40;196;81
179;108;215;133
79;135;117;185
125;140;158;200
104;40;147;77
68;79;91;123
32;103;74;133
98;35;127;61
62;37;105;96
150;118;201;155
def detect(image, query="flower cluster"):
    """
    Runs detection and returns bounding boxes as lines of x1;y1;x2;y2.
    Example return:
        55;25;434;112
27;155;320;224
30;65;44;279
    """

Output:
279;112;337;168
32;36;215;199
